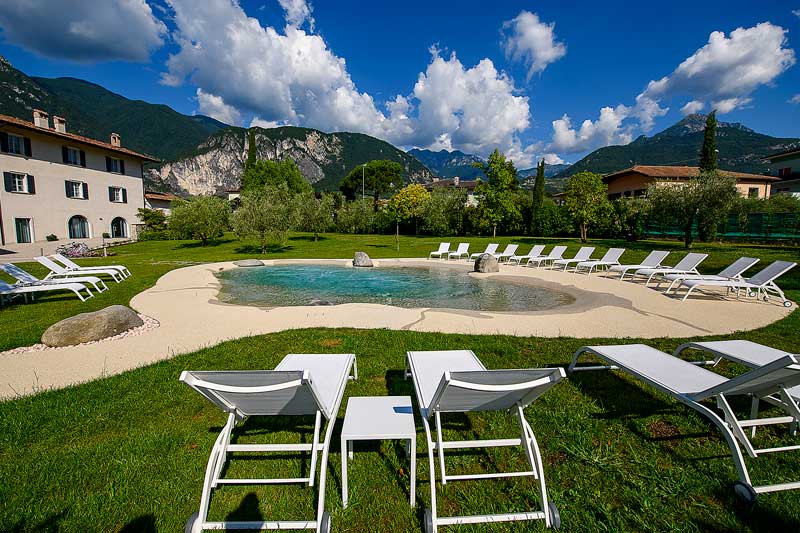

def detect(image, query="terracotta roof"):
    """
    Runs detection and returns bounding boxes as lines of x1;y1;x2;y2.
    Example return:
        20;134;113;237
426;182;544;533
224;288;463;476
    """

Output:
603;165;778;183
145;191;180;201
0;113;159;162
765;147;800;161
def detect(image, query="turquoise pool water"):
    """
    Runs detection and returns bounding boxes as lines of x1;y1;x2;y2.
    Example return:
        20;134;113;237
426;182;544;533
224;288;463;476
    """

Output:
216;264;574;312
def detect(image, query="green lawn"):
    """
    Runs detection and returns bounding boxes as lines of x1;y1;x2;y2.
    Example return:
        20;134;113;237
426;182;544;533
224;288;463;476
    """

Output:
0;233;799;531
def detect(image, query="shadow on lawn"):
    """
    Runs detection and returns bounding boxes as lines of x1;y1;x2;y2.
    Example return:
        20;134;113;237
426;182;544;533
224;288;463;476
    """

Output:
176;238;235;249
120;514;156;532
225;493;264;525
6;510;67;532
233;244;294;255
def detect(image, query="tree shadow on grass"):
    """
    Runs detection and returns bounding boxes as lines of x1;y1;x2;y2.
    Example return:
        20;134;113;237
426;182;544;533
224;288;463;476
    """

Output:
224;493;264;526
6;510;67;532
289;235;329;243
120;514;156;532
176;238;235;249
233;243;294;255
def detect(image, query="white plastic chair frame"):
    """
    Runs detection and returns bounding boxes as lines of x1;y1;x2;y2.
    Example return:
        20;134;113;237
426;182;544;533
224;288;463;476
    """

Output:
181;356;357;533
405;352;563;531
447;243;470;261
429;243;451;259
569;345;800;503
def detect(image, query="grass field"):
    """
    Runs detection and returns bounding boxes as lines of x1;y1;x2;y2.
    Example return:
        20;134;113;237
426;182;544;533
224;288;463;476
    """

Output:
0;233;799;531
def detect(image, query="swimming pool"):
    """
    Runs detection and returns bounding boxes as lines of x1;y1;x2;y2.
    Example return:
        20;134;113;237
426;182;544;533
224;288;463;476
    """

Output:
216;264;575;312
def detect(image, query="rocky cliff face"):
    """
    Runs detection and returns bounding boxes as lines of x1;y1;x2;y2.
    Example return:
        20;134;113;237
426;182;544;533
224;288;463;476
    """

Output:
146;126;433;196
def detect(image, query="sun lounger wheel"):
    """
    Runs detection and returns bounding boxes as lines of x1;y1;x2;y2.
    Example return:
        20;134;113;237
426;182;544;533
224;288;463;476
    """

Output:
320;511;331;533
733;481;757;505
784;300;793;308
424;508;434;533
548;502;561;529
184;512;200;533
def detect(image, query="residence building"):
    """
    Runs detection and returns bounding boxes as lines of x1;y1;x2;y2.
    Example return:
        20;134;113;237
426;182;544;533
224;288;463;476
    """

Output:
0;110;157;244
603;165;777;200
425;176;480;206
144;191;181;215
765;147;800;197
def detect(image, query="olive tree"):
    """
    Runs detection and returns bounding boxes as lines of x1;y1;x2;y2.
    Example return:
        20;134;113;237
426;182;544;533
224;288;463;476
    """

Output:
564;171;610;242
231;185;301;253
168;196;230;246
420;188;466;235
300;193;335;241
387;184;430;249
335;199;374;234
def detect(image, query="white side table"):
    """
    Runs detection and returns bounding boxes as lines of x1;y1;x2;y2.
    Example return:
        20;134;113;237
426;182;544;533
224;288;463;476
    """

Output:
340;396;416;508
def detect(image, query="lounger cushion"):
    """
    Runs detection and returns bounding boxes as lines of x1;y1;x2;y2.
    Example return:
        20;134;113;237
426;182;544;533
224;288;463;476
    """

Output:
408;350;485;412
276;353;354;417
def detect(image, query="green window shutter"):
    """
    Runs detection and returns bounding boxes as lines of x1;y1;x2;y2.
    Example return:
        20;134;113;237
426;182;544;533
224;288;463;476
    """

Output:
120;159;125;175
4;172;13;192
62;146;69;163
122;188;127;203
65;181;73;198
82;182;89;199
26;175;35;194
1;132;9;153
23;137;32;157
79;150;86;167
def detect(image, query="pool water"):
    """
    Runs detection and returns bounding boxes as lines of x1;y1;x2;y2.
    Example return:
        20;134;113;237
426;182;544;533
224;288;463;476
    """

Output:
216;264;574;312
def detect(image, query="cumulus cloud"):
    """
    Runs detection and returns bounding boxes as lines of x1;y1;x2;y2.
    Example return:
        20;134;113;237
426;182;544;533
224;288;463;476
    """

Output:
790;94;800;104
0;0;166;63
550;22;795;154
502;11;566;79
162;0;534;164
794;9;800;18
196;89;241;125
278;0;314;30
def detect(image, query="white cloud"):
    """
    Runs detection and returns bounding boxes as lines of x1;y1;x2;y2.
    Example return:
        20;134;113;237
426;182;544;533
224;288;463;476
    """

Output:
195;89;241;125
250;116;287;128
0;0;166;63
550;22;795;154
789;94;800;104
680;99;705;115
543;153;564;165
277;0;314;30
163;0;534;164
794;9;800;18
502;11;566;79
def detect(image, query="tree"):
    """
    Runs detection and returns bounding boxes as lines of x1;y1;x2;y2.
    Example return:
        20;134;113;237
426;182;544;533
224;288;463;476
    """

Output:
137;207;167;231
231;185;302;252
386;184;430;249
300;193;335;241
339;160;402;206
564;171;610;242
611;197;650;241
473;149;520;237
241;158;312;195
169;196;230;246
335;198;374;234
699;111;717;172
531;159;546;235
420;188;467;236
646;171;738;248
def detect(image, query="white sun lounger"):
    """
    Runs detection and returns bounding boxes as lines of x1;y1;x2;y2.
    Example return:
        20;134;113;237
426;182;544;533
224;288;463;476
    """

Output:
36;256;124;283
632;252;708;286
493;244;519;262
181;353;357;533
53;253;131;278
575;248;625;274
552;246;595;271
447;243;470;260
609;250;670;280
660;257;759;293
405;350;565;531
469;243;499;261
429;243;451;259
0;278;92;304
508;245;545;265
0;263;108;293
525;245;567;268
570;344;800;503
676;260;796;306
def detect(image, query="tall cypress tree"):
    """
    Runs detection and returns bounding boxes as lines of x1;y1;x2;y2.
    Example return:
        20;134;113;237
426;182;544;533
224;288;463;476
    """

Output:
531;159;545;235
699;111;717;172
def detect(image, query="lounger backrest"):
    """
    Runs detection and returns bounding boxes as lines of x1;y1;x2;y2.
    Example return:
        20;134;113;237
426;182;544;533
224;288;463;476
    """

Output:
53;253;80;269
502;244;518;256
549;246;567;259
0;280;17;291
693;355;800;400
0;264;39;283
35;256;67;274
600;248;625;262
484;243;499;255
641;250;669;267
747;261;797;286
429;368;565;414
573;247;594;260
717;257;759;278
437;243;450;253
528;245;545;257
454;243;469;253
180;370;327;418
673;253;707;271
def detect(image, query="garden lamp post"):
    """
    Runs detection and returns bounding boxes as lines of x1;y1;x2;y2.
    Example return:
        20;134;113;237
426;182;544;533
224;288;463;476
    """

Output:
362;163;366;200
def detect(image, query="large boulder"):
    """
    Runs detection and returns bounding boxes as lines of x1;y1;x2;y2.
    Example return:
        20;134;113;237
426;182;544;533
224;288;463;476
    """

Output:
474;253;499;273
353;251;373;267
233;259;264;267
42;305;144;347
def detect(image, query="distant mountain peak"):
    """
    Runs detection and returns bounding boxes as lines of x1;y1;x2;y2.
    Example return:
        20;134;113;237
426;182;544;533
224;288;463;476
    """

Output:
666;113;754;136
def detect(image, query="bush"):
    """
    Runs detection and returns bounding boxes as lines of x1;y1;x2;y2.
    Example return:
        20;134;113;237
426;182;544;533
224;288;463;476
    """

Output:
45;234;58;242
169;196;230;245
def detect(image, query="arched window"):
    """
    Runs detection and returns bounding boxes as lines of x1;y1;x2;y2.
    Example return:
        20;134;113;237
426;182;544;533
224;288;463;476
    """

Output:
68;215;89;239
111;217;128;238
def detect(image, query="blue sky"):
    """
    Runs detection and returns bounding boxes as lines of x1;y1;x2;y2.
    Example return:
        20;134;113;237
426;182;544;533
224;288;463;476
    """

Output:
0;0;798;167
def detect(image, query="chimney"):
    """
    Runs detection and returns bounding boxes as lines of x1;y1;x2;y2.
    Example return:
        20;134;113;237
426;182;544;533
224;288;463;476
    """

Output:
53;116;66;133
453;176;460;186
110;133;121;147
33;109;50;129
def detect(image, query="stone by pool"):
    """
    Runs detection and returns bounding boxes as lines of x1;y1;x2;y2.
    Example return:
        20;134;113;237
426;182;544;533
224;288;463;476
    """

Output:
216;264;575;311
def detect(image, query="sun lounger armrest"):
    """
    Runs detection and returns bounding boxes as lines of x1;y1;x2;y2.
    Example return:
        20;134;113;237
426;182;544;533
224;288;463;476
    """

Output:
690;355;800;401
180;370;309;394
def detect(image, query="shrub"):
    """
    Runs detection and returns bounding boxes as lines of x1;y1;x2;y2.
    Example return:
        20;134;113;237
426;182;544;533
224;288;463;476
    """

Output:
45;234;58;242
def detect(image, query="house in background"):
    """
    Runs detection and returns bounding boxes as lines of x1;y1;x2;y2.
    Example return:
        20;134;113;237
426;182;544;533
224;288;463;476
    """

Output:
425;176;480;206
765;147;800;198
0;110;158;244
602;165;778;200
144;191;181;214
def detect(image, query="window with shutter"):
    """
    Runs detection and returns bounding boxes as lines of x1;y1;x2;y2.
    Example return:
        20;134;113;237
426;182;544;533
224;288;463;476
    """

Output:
26;175;35;194
79;150;86;167
119;159;125;175
23;137;31;157
122;188;127;203
0;132;8;153
6;134;24;155
64;147;80;165
82;182;89;199
7;172;29;193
